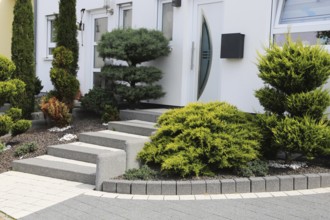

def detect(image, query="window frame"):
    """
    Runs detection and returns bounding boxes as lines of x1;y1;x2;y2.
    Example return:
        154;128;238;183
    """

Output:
272;0;330;48
118;3;132;28
46;15;57;59
157;0;174;41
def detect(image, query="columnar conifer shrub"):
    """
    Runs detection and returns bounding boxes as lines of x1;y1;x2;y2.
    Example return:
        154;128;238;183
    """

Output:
50;46;80;108
138;102;261;177
256;38;330;160
98;28;170;107
57;0;79;76
11;0;41;118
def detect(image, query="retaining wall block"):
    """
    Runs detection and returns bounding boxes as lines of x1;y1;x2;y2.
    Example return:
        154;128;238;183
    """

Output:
221;179;235;194
191;180;206;195
116;180;132;194
320;173;330;187
102;180;117;193
264;176;279;192
250;177;265;192
305;174;321;189
234;178;250;193
131;181;147;195
162;181;176;195
147;181;162;195
206;180;221;194
177;181;192;195
278;176;293;191
292;175;307;190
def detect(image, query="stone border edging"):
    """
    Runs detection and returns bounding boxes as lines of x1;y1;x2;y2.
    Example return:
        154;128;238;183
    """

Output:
102;173;330;195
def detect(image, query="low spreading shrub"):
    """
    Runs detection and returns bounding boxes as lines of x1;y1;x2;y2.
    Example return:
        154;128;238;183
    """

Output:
40;96;72;127
138;102;262;177
101;105;119;123
5;107;22;122
81;87;116;114
11;120;31;136
14;142;37;157
123;165;158;180
236;159;269;177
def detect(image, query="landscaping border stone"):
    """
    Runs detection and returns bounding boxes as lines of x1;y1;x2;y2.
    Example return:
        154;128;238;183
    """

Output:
102;173;328;195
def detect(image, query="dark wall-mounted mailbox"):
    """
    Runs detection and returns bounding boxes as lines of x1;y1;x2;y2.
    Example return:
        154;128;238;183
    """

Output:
172;0;181;7
220;33;245;59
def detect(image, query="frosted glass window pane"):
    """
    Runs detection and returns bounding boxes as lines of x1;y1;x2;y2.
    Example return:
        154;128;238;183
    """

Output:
94;46;104;68
94;17;108;42
274;31;330;45
280;0;330;24
50;20;56;42
123;9;132;28
162;2;173;40
93;72;102;88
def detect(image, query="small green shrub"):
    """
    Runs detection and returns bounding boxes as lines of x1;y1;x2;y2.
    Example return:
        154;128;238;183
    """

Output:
123;165;158;180
0;54;16;81
81;87;116;114
11;119;31;136
101;105;119;123
0;115;13;136
138;102;261;177
236;160;269;177
14;142;37;157
5;107;22;122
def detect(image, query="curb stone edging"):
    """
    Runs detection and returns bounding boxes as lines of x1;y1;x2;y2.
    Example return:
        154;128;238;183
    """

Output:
102;173;330;195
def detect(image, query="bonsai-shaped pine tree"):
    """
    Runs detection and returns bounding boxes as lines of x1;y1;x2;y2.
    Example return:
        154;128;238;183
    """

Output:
11;0;42;118
98;28;171;107
56;0;79;76
256;38;330;161
0;55;31;138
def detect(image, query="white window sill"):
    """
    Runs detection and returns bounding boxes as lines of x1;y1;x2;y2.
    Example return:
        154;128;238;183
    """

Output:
44;57;53;61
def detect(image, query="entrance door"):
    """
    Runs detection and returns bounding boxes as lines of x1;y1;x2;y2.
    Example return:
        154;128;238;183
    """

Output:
191;0;223;102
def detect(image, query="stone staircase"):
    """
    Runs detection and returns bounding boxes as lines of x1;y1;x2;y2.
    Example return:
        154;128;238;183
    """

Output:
12;109;168;190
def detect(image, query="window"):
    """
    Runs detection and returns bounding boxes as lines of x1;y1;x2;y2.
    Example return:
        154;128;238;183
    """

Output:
273;0;330;46
119;3;132;28
93;16;108;88
158;0;173;40
46;15;56;57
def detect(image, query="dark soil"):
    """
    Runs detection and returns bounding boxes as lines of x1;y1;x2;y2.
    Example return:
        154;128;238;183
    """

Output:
1;111;330;178
0;112;105;174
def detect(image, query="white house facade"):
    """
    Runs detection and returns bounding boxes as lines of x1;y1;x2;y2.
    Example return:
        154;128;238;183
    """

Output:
35;0;330;113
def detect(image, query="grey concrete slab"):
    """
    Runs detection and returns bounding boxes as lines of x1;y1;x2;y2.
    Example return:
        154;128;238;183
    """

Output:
220;179;235;194
131;181;147;195
103;180;117;193
119;109;168;122
292;175;307;190
206;180;221;194
264;176;279;192
305;174;321;189
250;177;265;192
320;173;330;187
278;175;294;191
116;180;132;194
162;181;176;195
147;181;162;195
234;178;250;193
191;180;206;195
177;181;192;195
108;120;157;136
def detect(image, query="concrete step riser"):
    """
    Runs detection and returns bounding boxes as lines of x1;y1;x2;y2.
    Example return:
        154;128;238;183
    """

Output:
47;147;98;164
108;123;156;136
12;162;95;185
120;109;168;123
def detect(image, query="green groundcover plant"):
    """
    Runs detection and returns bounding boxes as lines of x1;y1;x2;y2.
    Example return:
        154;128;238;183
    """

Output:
138;102;262;177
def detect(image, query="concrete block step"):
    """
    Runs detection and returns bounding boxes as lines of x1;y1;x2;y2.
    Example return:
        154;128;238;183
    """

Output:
79;130;149;169
12;155;96;185
108;120;157;136
47;142;125;164
119;109;168;122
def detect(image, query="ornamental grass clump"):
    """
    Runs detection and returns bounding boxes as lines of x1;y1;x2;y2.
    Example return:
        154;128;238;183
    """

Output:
255;37;330;160
138;102;261;177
